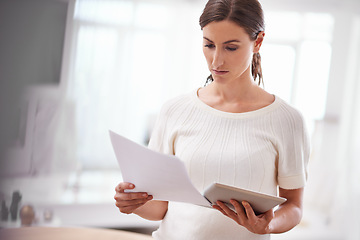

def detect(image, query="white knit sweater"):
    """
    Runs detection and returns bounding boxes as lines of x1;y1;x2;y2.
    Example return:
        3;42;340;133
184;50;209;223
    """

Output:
148;89;310;240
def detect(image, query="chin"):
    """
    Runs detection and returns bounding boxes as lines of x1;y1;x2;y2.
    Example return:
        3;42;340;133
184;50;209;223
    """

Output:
212;75;232;84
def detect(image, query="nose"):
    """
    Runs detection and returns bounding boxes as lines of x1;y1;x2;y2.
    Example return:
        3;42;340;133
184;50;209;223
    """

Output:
212;48;224;69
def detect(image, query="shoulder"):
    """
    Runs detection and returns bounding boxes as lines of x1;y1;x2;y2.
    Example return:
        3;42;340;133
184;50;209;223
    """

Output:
271;97;307;132
275;97;305;121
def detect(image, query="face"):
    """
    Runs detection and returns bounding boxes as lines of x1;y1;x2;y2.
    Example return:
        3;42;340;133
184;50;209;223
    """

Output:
202;20;264;83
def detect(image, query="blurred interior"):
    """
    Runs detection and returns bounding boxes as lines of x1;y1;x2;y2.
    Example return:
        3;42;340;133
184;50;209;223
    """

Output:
0;0;359;239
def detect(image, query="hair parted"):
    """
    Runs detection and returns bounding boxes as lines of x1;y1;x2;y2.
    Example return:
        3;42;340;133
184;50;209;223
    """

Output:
199;0;265;86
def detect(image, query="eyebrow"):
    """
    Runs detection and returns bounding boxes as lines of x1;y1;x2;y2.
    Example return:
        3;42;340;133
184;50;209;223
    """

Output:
203;37;241;44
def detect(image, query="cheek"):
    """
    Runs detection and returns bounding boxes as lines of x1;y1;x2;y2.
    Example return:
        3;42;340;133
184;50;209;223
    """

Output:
245;47;255;63
233;50;253;67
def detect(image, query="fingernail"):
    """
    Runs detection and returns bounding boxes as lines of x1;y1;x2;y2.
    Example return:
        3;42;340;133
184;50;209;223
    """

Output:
129;184;134;188
142;193;147;197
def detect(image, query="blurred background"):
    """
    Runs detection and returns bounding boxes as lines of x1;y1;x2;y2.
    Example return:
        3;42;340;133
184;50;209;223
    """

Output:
0;0;359;239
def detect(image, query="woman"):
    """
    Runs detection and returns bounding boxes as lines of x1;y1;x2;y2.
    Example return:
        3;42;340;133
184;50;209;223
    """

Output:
114;0;309;239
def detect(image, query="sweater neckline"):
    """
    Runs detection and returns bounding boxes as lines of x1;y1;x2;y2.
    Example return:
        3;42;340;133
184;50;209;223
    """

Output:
192;88;281;119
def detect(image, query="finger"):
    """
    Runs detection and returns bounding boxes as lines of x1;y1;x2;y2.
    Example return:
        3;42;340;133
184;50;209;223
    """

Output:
114;191;151;201
230;199;246;216
241;201;257;220
115;195;153;208
117;202;147;214
212;204;227;216
229;199;248;225
115;182;135;193
217;201;238;220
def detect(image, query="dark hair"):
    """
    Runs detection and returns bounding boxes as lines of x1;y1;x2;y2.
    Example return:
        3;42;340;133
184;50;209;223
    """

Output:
199;0;265;86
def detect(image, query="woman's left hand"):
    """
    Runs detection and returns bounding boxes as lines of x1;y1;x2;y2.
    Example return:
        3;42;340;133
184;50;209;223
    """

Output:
213;200;274;234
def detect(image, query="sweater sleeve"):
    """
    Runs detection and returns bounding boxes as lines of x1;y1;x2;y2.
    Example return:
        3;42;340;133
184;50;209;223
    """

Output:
276;105;310;190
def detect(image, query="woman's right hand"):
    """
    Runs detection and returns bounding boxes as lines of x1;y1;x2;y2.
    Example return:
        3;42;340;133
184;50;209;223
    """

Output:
114;182;153;214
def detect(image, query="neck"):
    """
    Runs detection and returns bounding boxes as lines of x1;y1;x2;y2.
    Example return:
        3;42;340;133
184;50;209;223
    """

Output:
209;75;258;103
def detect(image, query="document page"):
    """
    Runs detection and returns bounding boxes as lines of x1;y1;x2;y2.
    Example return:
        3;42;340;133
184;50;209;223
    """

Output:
109;130;210;207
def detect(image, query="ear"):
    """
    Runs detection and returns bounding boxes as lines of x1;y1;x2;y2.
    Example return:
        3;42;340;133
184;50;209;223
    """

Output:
253;31;265;53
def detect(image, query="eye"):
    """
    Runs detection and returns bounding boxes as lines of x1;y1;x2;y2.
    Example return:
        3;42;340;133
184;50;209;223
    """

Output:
226;46;238;51
204;44;215;49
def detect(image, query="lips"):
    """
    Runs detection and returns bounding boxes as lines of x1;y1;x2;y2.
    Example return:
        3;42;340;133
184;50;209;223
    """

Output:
212;69;229;75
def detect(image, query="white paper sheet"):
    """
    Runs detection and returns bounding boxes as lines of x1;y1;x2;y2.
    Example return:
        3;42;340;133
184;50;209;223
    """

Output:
109;130;210;207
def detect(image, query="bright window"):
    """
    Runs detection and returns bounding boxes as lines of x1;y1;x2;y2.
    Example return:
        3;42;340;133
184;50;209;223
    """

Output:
262;11;334;132
69;1;334;169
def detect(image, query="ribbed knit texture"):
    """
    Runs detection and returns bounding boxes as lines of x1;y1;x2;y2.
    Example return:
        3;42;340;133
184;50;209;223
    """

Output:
149;89;310;240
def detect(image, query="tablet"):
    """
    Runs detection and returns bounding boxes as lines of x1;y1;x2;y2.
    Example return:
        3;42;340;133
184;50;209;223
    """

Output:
203;183;287;214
